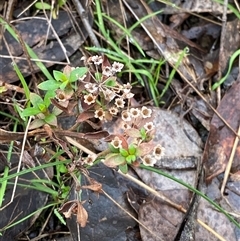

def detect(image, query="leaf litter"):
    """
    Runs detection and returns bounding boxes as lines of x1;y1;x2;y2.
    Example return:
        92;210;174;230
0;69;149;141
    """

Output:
1;0;240;240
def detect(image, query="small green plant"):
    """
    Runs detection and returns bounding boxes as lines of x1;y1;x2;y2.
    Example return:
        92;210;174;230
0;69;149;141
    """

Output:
35;0;67;18
21;66;88;129
21;54;165;173
21;91;59;129
38;66;88;92
101;106;165;173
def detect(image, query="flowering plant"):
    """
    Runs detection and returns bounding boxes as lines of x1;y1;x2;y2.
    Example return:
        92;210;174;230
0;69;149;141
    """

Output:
102;106;165;173
22;54;165;171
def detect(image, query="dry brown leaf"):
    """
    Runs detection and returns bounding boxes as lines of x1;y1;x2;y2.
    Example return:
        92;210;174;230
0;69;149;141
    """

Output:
59;200;78;219
203;79;240;183
77;201;88;228
81;178;102;193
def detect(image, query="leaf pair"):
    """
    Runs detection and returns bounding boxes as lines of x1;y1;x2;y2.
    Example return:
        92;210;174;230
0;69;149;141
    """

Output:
59;200;88;228
38;67;88;91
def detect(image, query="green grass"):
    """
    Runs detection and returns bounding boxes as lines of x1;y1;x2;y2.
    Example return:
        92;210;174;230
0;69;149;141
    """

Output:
140;164;240;229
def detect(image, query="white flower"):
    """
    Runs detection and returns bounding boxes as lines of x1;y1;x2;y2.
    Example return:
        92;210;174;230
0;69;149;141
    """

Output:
84;93;96;105
141;106;152;118
111;136;123;149
83;155;96;166
91;55;103;65
142;155;157;166
130;108;141;118
122;92;134;99
85;83;98;93
94;108;105;120
55;89;67;102
103;89;116;101
122;122;131;130
115;98;125;108
144;122;154;132
102;66;113;77
153;144;165;160
121;110;132;122
109;107;118;115
111;62;124;72
122;83;132;93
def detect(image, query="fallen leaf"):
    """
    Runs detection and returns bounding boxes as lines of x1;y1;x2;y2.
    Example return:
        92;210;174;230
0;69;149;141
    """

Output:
81;178;102;193
203;79;240;183
59;200;78;219
77;201;88;228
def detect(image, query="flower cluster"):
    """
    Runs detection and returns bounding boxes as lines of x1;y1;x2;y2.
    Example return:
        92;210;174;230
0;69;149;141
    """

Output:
103;106;165;170
37;54;166;170
142;144;165;166
77;55;134;122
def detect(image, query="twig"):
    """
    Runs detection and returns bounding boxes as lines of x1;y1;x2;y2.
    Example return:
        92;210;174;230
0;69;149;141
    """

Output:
16;0;38;18
118;170;227;241
177;66;240;139
71;0;100;48
5;0;17;21
0;117;32;211
101;188;164;241
216;0;228;105
65;136;97;159
221;123;240;195
0;15;38;84
0;54;68;65
118;170;185;212
40;1;70;64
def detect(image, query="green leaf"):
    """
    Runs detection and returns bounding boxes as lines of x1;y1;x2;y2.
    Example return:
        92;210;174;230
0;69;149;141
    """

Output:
119;164;128;174
37;103;47;112
212;48;240;90
38;80;60;91
128;144;136;155
30;93;43;107
95;72;102;82
119;148;129;157
29;119;45;129
140;127;147;140
104;153;125;167
104;78;116;87
35;2;51;10
53;70;68;82
54;209;66;225
44;113;57;126
108;144;119;153
58;0;67;7
44;90;55;107
22;107;42;117
57;163;67;173
32;182;58;196
59;81;68;90
69;67;88;82
126;155;136;163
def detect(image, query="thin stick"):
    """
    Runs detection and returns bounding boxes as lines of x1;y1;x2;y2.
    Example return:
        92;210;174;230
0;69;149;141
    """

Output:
118;170;226;241
0;54;68;65
41;1;70;64
65;136;97;159
221;123;240;195
72;0;100;48
216;0;228;105
118;170;185;212
101;188;164;241
0;117;32;211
